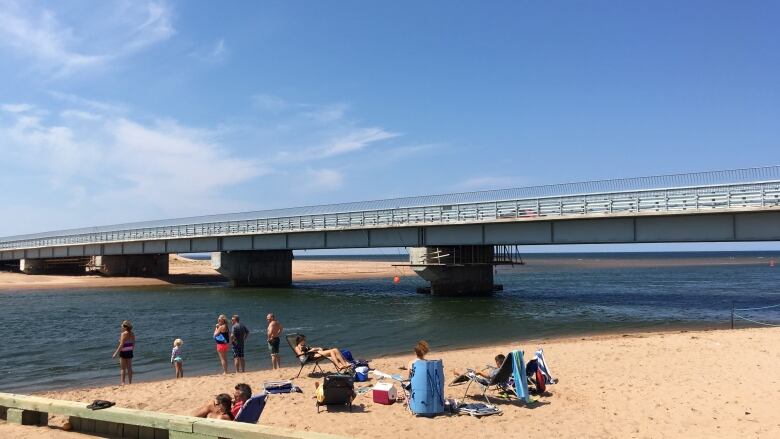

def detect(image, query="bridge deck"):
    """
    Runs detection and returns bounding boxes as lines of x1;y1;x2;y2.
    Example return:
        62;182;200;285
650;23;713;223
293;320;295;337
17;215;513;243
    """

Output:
1;166;779;254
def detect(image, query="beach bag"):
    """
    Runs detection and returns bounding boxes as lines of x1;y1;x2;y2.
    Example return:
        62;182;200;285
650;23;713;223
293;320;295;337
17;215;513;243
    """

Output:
354;366;369;382
409;359;445;417
341;350;355;363
534;368;546;393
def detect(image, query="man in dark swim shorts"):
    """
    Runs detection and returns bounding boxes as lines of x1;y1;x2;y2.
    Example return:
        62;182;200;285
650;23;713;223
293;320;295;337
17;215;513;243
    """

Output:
266;313;283;369
231;315;250;373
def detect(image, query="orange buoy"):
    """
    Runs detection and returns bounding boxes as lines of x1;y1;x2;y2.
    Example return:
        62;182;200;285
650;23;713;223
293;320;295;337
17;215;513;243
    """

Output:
393;276;401;284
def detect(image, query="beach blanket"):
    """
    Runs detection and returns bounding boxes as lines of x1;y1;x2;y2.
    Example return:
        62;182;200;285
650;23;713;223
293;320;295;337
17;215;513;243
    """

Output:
511;350;530;403
263;380;302;394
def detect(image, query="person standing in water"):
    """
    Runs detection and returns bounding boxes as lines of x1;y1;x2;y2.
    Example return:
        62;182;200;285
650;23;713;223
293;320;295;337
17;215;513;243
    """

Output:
214;314;230;375
230;315;249;373
112;320;136;385
266;313;283;370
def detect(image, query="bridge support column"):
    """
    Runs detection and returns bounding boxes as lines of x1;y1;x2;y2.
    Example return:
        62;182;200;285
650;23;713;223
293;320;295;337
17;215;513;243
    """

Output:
410;246;497;296
95;255;169;277
0;259;20;272
212;250;293;287
20;258;90;275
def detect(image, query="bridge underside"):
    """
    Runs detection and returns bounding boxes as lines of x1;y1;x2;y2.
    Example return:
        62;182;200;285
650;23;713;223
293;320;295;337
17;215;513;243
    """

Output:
94;254;169;277
20;257;91;275
211;250;293;287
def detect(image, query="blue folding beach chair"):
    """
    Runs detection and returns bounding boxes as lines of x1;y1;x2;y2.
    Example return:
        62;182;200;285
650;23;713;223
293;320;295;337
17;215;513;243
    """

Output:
234;392;268;423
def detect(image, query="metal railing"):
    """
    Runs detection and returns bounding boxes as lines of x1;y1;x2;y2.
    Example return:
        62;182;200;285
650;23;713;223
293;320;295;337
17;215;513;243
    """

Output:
2;166;780;251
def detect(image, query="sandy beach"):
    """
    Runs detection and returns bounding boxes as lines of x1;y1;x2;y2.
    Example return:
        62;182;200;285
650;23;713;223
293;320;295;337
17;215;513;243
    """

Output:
1;257;779;438
1;327;778;438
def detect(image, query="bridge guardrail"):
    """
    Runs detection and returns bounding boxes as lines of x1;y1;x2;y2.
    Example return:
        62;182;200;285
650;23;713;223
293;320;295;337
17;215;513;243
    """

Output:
2;167;780;251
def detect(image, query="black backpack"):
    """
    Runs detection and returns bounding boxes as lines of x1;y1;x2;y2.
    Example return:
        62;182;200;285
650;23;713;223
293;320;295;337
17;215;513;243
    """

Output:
317;373;355;412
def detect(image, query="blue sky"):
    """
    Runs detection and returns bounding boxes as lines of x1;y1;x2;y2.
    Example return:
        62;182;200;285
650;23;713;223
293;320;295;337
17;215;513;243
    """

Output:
0;1;778;241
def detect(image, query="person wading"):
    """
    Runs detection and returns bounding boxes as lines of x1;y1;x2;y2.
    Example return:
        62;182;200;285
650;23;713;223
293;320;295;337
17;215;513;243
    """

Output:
266;313;283;370
112;320;136;385
231;315;250;373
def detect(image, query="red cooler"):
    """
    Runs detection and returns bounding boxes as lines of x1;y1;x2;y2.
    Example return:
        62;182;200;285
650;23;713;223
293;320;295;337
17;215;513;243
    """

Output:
372;382;397;405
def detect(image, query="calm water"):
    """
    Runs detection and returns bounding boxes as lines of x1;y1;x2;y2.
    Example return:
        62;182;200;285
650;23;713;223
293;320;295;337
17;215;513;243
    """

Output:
1;252;779;393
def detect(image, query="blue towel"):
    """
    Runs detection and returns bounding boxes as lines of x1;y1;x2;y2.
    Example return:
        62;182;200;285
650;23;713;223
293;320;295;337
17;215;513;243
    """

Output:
511;350;530;403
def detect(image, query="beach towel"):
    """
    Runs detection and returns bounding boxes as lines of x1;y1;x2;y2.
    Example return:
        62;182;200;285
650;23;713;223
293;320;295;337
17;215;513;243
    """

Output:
534;348;557;385
511;350;530;403
263;380;302;394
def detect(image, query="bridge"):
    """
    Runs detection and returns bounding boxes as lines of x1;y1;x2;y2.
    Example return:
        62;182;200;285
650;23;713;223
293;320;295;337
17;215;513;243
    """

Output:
2;166;780;295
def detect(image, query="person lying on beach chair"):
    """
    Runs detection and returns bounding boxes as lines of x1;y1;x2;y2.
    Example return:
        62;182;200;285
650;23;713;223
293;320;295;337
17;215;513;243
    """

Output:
287;334;351;378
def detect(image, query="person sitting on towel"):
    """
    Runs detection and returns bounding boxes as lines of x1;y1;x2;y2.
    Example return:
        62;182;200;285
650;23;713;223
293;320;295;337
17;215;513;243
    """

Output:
451;354;506;381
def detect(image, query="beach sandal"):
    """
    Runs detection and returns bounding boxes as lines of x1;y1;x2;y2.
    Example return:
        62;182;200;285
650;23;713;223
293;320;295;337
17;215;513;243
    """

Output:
86;400;115;410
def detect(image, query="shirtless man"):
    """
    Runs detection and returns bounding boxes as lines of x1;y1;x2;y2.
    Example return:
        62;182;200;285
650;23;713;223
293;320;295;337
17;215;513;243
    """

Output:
266;313;283;369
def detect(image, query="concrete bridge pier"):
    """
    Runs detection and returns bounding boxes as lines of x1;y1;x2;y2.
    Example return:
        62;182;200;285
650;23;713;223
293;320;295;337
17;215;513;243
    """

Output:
0;259;20;272
410;246;497;296
95;254;169;277
212;250;293;287
20;257;91;275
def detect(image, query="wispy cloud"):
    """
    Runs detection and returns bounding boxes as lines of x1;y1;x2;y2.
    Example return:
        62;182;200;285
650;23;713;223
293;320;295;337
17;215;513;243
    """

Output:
191;38;228;63
314;128;400;158
302;168;344;192
252;93;403;164
47;91;126;114
0;0;175;77
0;101;264;219
0;92;432;232
1;103;35;113
121;1;175;52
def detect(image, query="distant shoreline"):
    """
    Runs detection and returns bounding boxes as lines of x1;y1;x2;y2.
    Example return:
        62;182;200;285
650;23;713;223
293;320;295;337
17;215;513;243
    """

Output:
0;256;416;292
0;252;776;292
